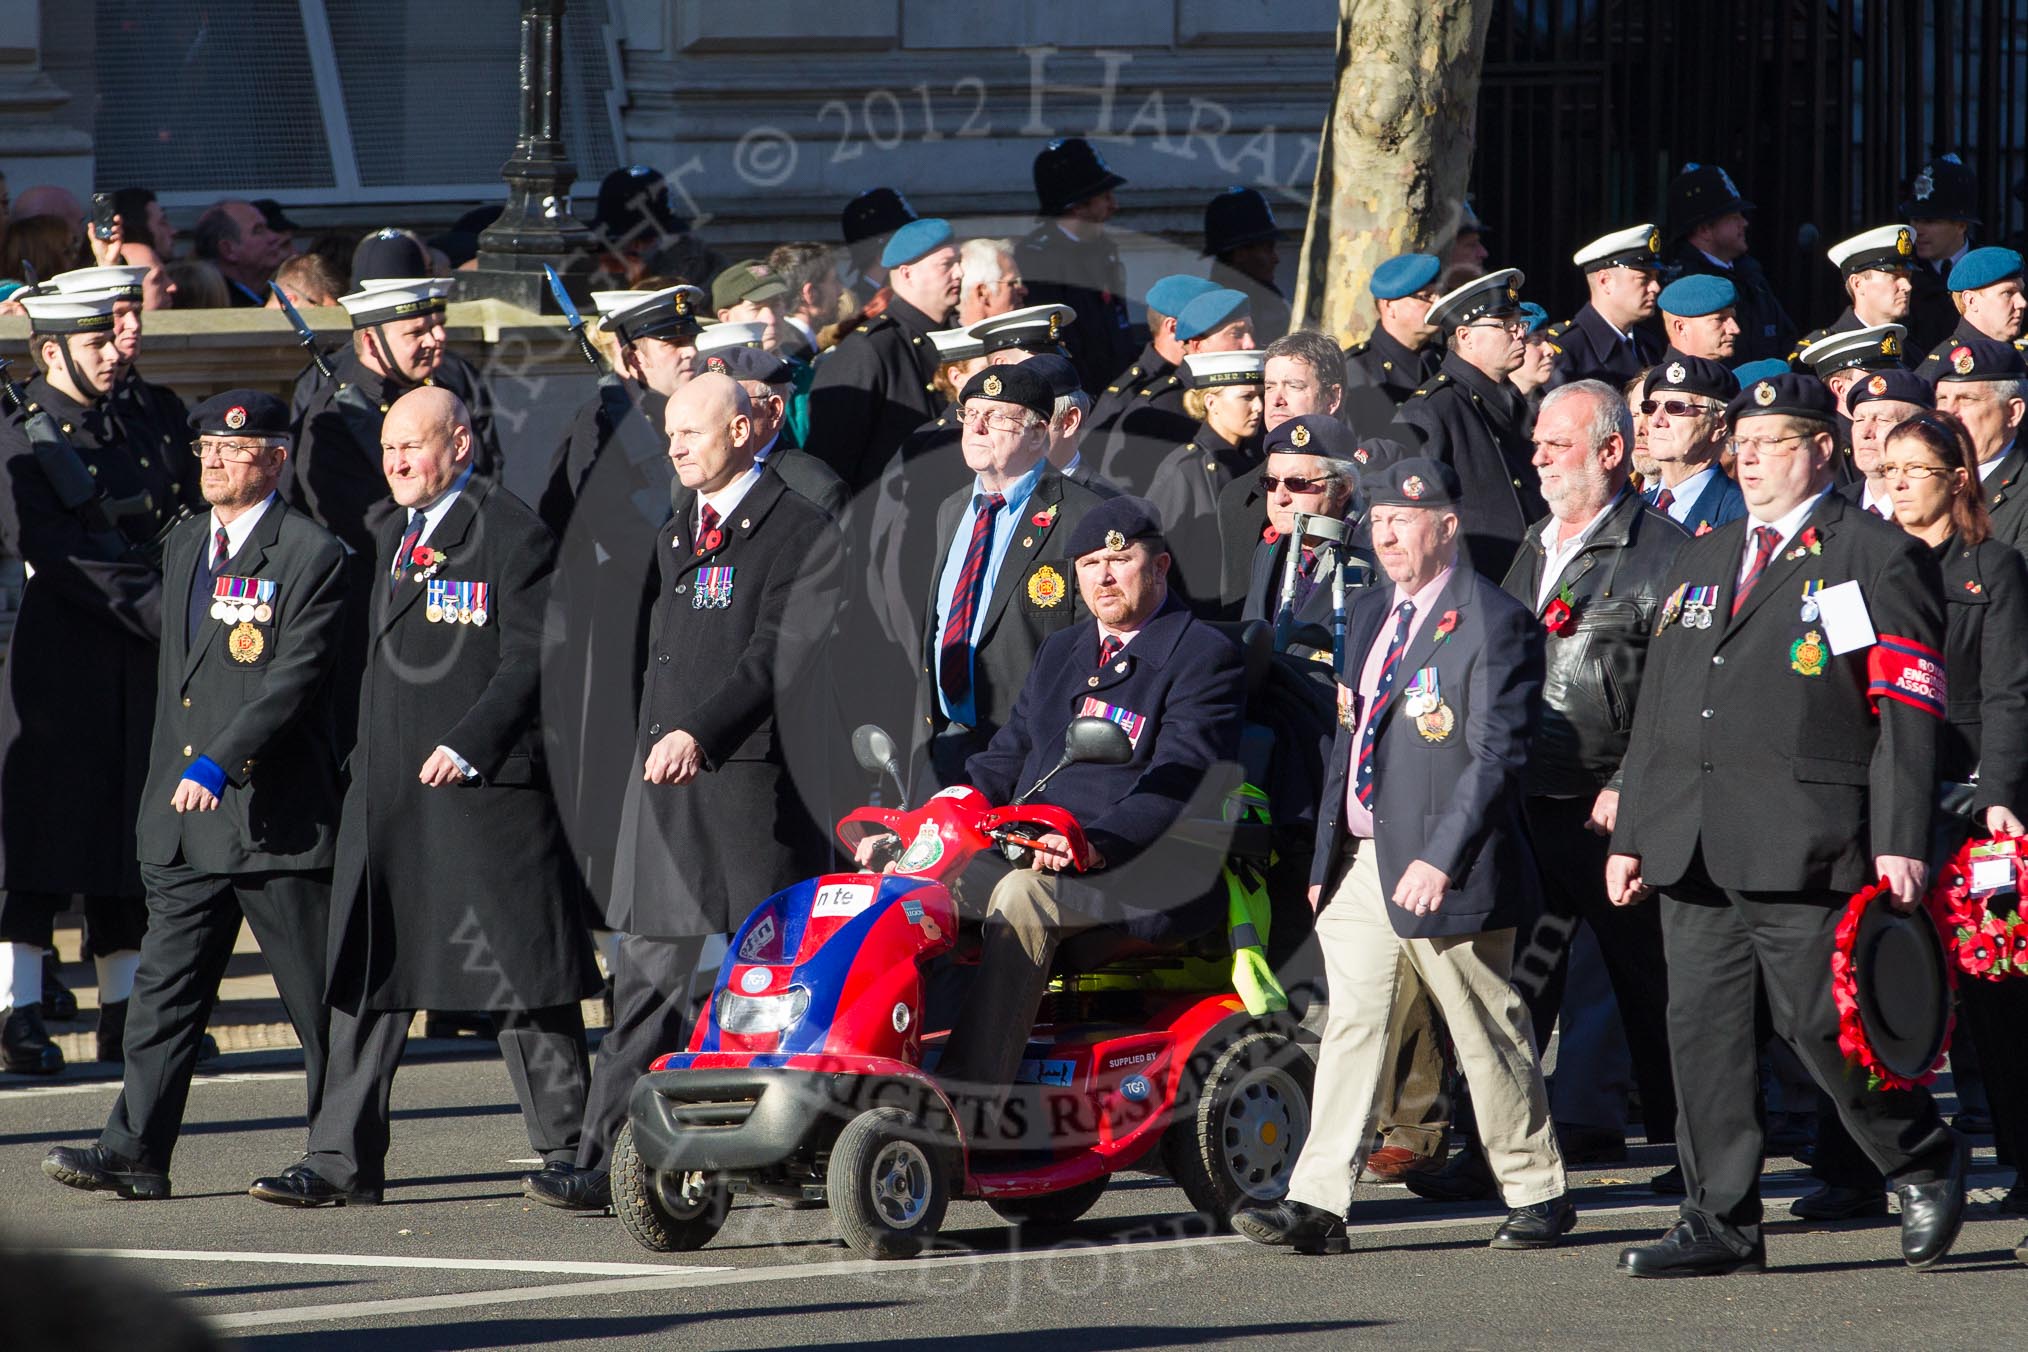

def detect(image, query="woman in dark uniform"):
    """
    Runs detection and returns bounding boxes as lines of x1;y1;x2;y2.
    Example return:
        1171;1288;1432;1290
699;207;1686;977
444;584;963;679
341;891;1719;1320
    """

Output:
1801;409;2028;1223
1145;350;1264;611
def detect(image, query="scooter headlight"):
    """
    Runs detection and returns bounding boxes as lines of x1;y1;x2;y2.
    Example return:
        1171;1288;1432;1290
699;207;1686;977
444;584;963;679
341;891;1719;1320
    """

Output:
717;984;811;1034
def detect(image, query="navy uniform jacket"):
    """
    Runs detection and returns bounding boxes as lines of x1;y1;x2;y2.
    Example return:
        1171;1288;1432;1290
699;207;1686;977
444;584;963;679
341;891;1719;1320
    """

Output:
1311;566;1546;939
1396;352;1547;580
1611;492;1945;893
1544;305;1663;391
1096;371;1195;498
1661;243;1797;364
1015;225;1137;397
1344;327;1441;406
1976;441;2028;554
802;293;946;493
1906;261;1961;355
1936;535;2028;810
1086;343;1174;447
1646;470;1746;537
965;597;1244;940
137;500;349;875
1145;422;1261;611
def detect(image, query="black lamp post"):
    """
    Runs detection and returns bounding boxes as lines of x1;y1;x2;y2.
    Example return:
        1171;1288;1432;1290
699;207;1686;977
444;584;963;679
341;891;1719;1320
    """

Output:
466;0;595;309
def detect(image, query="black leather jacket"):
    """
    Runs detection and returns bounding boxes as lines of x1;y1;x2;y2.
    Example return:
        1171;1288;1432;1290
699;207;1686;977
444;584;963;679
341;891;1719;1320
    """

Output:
1500;490;1690;797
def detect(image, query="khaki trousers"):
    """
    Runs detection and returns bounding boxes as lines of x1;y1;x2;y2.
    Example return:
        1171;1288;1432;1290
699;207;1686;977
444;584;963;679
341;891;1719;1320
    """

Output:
1285;841;1565;1215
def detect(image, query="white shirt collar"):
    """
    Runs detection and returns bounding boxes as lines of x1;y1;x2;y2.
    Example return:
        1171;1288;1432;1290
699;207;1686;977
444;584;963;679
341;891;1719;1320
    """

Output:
1696;248;1734;271
1537;494;1621;608
697;463;762;531
1742;485;1832;571
210;492;277;561
785;314;817;347
753;432;782;465
410;464;474;546
1980;442;2016;481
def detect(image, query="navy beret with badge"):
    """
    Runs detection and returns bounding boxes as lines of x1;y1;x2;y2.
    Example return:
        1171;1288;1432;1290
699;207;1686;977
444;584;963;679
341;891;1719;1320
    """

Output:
1365;456;1463;509
1931;335;2028;384
1726;371;1837;425
1845;368;1934;414
1264;412;1356;461
1645;350;1740;403
191;389;291;438
702;344;796;386
1021;353;1083;400
958;363;1054;421
1067;495;1167;560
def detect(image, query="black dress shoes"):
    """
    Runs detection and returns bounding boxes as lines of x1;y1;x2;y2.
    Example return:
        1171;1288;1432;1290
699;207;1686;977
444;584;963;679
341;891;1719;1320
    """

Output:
1403;1146;1496;1203
43;1144;170;1199
2;1004;64;1075
1790;1182;1888;1221
1896;1137;1967;1270
1490;1195;1577;1249
1231;1199;1348;1254
523;1162;612;1212
1618;1216;1765;1277
249;1161;381;1207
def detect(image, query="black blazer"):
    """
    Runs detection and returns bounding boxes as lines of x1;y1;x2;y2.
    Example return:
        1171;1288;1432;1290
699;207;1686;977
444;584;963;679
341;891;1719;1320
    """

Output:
136;499;349;874
802;295;946;492
1612;492;1946;893
1312;566;1546;939
1936;534;2028;812
1396;352;1547;580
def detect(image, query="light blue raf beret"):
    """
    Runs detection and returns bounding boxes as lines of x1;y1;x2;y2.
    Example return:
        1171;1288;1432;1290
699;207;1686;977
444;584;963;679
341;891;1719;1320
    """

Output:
1949;247;2024;294
1659;273;1738;317
1175;288;1251;342
1370;253;1442;301
881;217;955;269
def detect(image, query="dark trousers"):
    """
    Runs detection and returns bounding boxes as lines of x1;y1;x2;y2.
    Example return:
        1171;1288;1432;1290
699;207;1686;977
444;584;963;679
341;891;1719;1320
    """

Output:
305;1000;589;1191
0;889;146;955
99;862;332;1171
575;932;713;1174
1517;794;1677;1141
1661;858;1956;1252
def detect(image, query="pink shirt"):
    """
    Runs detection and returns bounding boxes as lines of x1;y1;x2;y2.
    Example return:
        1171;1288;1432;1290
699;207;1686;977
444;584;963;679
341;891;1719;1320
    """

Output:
1344;564;1454;838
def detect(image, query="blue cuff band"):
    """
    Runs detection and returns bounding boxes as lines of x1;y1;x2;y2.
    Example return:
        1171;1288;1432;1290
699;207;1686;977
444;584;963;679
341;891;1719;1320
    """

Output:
183;755;227;795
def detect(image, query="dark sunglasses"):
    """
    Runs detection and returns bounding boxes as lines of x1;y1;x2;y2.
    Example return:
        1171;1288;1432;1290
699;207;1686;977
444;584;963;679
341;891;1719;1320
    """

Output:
1638;398;1716;417
1258;473;1333;494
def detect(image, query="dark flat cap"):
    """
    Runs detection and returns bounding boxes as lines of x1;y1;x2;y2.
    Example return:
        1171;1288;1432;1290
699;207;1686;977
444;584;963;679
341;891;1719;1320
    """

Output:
1365;456;1462;509
1727;371;1837;425
959;364;1054;421
191;389;290;438
1067;494;1167;559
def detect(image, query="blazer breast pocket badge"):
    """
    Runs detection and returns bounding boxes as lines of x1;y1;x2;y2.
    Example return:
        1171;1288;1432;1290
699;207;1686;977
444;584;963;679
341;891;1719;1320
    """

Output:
426;579;491;625
695;565;735;610
1404;666;1455;742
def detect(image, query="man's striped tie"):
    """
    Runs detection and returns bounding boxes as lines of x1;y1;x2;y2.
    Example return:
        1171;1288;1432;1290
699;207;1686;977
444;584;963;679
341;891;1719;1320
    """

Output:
1354;600;1417;808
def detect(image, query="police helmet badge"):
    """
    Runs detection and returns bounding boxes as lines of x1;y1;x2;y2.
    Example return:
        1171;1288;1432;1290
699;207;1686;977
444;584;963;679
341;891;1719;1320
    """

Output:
982;373;1003;397
1666;361;1686;383
1403;475;1426;500
224;405;247;430
1104;529;1126;551
1868;374;1889;396
1754;381;1777;406
1290;424;1311;449
1952;346;1975;375
1913;166;1935;202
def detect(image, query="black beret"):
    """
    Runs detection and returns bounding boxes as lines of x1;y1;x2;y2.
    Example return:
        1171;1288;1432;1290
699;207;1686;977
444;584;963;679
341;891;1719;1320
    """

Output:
1365;456;1462;509
702;345;796;385
189;389;290;439
1845;368;1935;415
1020;353;1082;400
958;364;1054;421
1643;349;1740;404
1067;495;1167;559
1932;335;2028;384
1726;371;1837;426
1263;413;1355;460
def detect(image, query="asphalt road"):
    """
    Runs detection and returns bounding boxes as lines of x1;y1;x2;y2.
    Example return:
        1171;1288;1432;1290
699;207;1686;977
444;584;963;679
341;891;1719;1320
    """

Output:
3;1052;2025;1351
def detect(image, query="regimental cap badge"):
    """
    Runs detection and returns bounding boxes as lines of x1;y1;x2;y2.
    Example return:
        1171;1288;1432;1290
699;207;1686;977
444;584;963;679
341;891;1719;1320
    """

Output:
706;355;727;372
982;373;1003;397
1754;380;1777;406
1882;333;1900;356
1895;227;1914;256
1290;424;1311;448
1504;286;1518;304
1353;446;1370;464
1047;313;1061;340
1869;374;1889;395
1403;475;1426;500
1666;360;1686;383
224;405;247;430
1104;529;1126;551
1952;345;1975;375
1648;229;1662;253
673;291;690;315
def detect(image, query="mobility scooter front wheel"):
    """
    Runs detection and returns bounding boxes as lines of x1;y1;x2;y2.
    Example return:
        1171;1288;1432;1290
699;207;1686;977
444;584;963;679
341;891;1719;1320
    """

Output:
612;1120;732;1252
826;1106;952;1259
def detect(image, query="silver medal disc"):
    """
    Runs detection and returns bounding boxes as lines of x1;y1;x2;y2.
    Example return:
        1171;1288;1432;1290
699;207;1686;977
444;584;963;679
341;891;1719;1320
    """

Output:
1800;599;1819;622
210;601;228;621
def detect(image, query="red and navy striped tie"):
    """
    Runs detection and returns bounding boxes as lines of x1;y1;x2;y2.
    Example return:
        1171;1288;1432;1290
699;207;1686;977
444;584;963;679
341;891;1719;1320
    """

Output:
938;492;1005;703
1732;525;1780;616
1353;600;1417;808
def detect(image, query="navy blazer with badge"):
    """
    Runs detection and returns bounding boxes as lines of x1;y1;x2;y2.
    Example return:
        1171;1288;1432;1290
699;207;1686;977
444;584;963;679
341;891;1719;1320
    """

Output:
1648;469;1745;537
965;597;1245;941
137;499;349;874
1311;566;1547;939
1612;491;1945;893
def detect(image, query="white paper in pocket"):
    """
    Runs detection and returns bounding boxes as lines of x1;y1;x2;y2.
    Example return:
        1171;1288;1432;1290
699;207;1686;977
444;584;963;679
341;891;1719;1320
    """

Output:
1814;579;1876;655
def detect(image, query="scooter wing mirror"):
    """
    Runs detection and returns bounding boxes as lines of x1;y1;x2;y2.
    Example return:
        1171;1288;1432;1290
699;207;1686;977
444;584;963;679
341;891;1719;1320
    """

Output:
851;724;908;808
1063;715;1134;766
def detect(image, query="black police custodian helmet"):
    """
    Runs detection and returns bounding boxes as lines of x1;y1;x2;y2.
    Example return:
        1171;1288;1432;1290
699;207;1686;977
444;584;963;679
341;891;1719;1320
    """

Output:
593;165;689;242
1203;187;1280;257
1034;137;1127;217
1665;162;1754;241
1900;153;1980;224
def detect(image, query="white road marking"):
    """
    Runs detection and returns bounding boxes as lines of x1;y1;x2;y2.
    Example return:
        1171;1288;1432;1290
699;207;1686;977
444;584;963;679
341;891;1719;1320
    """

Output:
63;1247;733;1278
0;1068;308;1099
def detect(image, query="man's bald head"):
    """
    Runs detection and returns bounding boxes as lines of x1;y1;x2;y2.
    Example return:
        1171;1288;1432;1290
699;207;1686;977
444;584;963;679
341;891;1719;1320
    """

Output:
665;371;757;494
382;386;475;509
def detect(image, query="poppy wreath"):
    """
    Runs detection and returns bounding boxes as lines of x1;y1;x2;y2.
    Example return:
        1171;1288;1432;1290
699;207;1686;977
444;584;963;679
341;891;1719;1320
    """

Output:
1926;832;2028;981
1831;880;1954;1092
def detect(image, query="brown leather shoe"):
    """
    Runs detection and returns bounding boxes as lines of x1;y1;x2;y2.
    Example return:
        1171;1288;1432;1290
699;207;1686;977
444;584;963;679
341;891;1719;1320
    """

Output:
1361;1145;1443;1182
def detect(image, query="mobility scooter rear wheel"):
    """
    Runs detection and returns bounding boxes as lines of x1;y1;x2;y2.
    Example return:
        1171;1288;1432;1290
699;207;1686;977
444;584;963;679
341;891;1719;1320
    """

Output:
1163;1030;1313;1225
